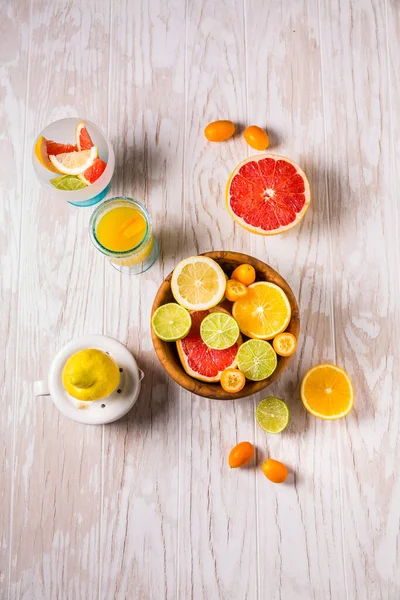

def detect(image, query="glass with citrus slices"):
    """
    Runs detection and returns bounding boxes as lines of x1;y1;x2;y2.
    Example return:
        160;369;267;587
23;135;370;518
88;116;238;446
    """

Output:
32;117;115;207
89;197;158;274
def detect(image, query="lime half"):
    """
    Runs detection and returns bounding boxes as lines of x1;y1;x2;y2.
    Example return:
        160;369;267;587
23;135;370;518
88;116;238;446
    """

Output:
152;303;192;342
256;397;290;433
237;339;277;381
200;312;240;350
50;175;88;191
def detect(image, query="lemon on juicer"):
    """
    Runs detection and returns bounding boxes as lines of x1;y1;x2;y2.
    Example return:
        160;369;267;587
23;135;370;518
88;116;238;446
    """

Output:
62;349;120;401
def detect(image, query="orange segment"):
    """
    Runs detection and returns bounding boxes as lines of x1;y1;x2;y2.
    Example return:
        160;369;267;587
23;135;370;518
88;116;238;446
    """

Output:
301;364;354;420
232;281;291;340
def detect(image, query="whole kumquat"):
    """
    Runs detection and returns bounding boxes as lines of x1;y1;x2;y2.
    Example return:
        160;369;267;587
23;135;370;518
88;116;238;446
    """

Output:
228;441;255;468
244;125;270;151
261;458;288;483
231;263;256;286
204;120;235;142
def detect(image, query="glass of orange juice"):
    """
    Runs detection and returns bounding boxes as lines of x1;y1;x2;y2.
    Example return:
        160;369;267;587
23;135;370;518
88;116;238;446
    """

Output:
89;197;158;274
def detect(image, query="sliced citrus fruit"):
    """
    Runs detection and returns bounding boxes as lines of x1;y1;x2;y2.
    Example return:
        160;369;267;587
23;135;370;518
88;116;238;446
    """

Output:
226;154;310;235
231;263;256;285
50;175;88;191
273;332;297;357
301;364;354;420
171;256;226;311
49;146;98;175
177;308;241;382
76;120;94;151
232;281;291;340
78;158;107;184
237;339;277;381
200;312;240;350
46;139;77;155
225;279;248;302
220;368;246;393
256;397;290;433
151;303;192;342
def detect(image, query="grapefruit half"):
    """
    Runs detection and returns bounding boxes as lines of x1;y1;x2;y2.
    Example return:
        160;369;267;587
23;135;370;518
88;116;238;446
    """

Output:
226;154;310;235
177;308;241;382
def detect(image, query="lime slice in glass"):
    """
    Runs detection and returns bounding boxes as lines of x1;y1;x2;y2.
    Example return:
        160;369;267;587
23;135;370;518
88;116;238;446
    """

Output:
237;339;277;381
256;397;290;433
151;303;192;342
50;175;88;191
200;312;240;350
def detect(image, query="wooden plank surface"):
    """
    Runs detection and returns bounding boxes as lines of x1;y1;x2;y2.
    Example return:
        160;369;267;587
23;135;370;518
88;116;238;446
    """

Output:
7;1;110;598
1;0;399;598
0;1;30;597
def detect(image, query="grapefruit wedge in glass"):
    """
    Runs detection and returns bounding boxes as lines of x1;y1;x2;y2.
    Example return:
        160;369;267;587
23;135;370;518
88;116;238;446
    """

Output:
226;154;310;235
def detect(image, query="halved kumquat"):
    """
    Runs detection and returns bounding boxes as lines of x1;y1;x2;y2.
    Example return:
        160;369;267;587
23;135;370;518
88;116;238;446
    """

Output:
273;332;297;357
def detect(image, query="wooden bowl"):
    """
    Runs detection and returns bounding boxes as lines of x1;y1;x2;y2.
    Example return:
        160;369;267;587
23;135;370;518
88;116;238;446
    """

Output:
151;251;300;400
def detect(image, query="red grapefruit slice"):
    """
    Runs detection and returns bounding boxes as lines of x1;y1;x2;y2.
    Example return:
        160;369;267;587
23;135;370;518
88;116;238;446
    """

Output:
76;120;94;151
46;139;77;155
78;158;107;185
177;308;241;382
226;154;310;235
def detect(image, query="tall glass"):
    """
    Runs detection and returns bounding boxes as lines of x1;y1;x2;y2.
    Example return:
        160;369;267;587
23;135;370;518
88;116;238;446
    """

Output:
89;197;158;274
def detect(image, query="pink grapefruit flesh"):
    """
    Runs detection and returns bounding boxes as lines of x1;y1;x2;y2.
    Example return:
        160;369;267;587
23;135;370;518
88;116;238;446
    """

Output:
177;309;241;382
226;154;310;235
76;121;94;151
78;157;107;185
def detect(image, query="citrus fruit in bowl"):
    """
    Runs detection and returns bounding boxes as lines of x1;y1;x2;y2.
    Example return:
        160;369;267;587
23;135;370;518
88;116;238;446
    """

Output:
151;251;300;400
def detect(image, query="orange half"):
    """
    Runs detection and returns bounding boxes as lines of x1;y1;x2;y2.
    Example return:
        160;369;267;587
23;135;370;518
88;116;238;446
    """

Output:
232;281;291;340
301;364;354;420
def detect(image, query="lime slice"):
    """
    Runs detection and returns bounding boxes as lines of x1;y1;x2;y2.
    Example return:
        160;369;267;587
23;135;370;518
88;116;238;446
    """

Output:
50;175;88;191
200;312;240;350
152;303;192;342
256;397;290;433
237;339;277;381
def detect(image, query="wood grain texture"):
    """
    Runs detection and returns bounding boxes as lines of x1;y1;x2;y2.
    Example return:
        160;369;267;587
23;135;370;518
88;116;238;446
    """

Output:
1;0;399;598
8;1;110;598
320;0;400;597
0;0;30;596
99;0;185;598
246;1;345;598
178;1;258;598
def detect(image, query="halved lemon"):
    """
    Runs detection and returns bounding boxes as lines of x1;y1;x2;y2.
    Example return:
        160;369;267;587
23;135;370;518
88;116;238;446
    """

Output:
232;281;291;340
301;364;354;420
49;146;98;175
171;256;226;311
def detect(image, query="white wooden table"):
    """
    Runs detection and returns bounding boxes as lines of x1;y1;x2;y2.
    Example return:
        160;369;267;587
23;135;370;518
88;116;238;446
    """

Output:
1;0;399;598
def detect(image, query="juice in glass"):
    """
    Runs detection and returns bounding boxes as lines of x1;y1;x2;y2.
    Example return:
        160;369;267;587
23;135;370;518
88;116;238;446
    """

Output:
90;198;158;274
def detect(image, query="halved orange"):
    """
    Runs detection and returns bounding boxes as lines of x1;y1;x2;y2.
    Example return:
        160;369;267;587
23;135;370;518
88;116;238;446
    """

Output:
232;281;291;340
301;364;354;420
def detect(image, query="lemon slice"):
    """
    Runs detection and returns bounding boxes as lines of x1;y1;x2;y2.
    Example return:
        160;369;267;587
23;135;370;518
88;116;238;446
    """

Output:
171;256;226;310
232;281;291;340
49;146;98;175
